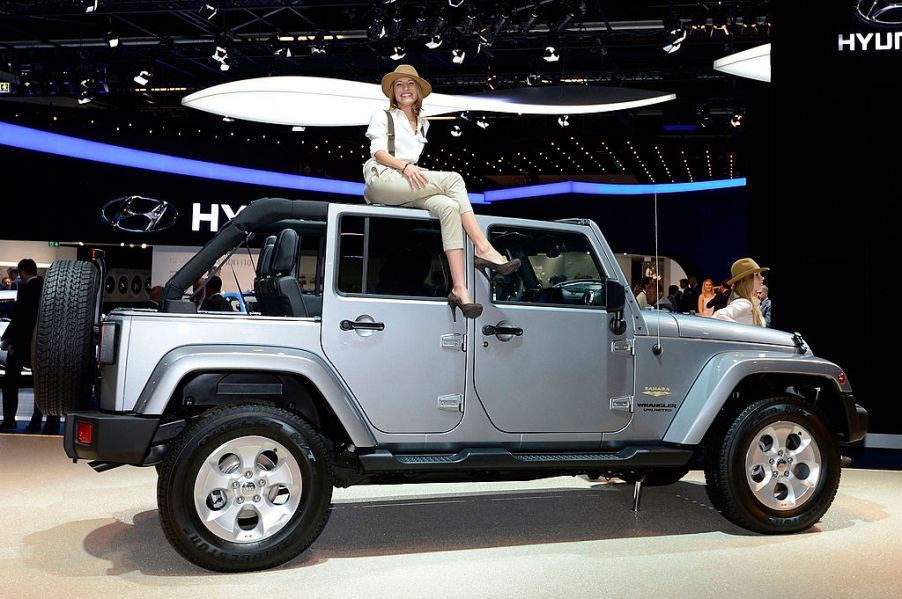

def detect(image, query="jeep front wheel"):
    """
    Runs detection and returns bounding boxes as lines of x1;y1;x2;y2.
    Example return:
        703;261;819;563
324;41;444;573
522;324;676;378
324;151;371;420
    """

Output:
157;404;333;572
704;395;841;534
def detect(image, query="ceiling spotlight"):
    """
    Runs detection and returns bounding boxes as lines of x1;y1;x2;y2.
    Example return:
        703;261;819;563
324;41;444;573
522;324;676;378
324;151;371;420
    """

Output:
368;19;386;41
199;3;218;20
222;116;234;122
476;117;489;129
133;70;152;86
311;32;327;54
219;59;230;71
77;91;93;105
558;115;569;127
730;113;744;128
105;31;119;48
452;48;466;64
212;45;228;63
84;0;99;13
459;111;471;121
425;34;443;49
450;125;463;137
543;46;560;62
519;9;539;34
390;46;407;61
525;73;541;86
663;28;687;54
292;126;306;132
448;0;465;7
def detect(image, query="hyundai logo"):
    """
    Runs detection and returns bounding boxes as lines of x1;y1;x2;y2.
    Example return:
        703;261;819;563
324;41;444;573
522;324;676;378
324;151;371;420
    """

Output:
855;1;902;26
100;195;179;233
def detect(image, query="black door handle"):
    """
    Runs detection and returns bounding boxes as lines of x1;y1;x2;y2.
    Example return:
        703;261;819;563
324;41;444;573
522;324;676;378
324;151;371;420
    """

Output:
340;319;385;331
482;324;523;337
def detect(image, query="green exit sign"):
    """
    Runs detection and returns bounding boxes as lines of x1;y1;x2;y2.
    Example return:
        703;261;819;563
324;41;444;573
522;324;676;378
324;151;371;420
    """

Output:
48;241;60;247
0;82;10;94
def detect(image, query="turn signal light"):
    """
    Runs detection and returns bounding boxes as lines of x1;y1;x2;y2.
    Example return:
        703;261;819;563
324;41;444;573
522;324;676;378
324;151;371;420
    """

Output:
837;372;847;385
76;421;94;445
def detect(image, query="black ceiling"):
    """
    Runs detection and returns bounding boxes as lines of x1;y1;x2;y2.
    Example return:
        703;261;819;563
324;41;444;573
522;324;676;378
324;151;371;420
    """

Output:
0;1;772;186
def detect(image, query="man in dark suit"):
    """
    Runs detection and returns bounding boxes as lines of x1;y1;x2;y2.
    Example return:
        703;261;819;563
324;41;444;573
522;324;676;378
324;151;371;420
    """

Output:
1;259;58;433
200;275;234;312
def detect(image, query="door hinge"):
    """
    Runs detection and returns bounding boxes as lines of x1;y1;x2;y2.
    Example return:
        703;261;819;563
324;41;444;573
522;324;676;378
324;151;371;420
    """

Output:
611;338;634;355
438;393;463;412
441;333;466;352
610;395;634;413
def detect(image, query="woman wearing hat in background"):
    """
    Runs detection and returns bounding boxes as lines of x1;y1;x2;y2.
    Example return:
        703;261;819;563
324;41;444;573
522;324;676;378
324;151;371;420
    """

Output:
362;64;520;321
713;257;769;327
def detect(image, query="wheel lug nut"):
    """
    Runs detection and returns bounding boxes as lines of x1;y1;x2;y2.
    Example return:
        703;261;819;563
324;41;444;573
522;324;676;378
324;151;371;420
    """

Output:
237;497;245;504
772;471;778;477
245;470;253;478
769;459;775;464
778;450;783;456
232;481;239;488
787;458;793;463
253;494;261;503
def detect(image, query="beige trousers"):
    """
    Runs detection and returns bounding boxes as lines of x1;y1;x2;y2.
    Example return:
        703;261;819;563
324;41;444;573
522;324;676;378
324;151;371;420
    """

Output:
363;164;473;251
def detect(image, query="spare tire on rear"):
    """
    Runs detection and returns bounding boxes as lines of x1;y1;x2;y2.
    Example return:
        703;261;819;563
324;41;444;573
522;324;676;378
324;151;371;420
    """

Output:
32;260;101;416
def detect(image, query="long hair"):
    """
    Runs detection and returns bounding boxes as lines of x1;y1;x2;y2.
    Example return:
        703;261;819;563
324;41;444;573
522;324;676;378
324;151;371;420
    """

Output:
700;278;715;299
388;80;424;115
729;275;764;326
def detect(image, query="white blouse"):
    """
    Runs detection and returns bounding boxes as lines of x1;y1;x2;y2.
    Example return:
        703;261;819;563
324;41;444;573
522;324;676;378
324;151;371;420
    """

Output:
713;298;761;326
364;108;429;165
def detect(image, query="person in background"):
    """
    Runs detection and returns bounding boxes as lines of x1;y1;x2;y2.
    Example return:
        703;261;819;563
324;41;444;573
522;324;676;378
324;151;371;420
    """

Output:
200;276;233;312
707;279;732;312
679;276;699;313
362;64;519;321
667;284;681;310
1;259;58;433
697;278;716;317
6;267;21;290
1;275;11;289
713;258;768;327
757;284;772;328
634;276;650;309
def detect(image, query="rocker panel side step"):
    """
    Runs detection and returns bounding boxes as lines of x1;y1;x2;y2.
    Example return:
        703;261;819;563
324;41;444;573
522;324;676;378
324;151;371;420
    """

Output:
358;446;693;473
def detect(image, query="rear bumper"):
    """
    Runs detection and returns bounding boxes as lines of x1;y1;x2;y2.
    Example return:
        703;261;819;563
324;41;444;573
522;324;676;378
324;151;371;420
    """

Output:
64;411;160;465
842;393;868;443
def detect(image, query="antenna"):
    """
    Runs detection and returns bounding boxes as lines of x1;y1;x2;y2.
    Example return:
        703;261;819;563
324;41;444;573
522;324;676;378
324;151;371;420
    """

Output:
653;191;662;355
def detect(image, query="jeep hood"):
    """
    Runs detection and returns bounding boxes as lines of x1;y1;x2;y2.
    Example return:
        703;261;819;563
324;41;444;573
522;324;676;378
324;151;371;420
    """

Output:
639;311;797;347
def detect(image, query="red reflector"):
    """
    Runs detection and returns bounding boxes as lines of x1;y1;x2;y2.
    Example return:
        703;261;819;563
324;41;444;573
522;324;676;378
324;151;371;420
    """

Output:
76;421;94;445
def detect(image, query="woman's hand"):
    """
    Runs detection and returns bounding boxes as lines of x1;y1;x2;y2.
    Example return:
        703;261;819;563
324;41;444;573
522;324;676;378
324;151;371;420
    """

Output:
402;163;429;190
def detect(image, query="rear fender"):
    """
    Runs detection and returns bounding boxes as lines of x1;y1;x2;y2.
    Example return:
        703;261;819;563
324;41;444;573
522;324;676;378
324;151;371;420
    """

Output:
134;344;375;448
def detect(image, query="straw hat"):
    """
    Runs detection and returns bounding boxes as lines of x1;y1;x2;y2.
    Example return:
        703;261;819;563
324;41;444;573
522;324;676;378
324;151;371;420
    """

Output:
381;64;432;99
727;257;769;285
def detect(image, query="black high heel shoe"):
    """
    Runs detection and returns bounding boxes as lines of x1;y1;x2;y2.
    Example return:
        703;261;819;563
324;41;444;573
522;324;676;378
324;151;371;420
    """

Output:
447;292;483;322
474;256;522;281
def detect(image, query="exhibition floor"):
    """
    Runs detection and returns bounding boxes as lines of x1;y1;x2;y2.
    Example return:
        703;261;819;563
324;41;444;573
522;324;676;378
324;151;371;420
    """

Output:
1;434;900;599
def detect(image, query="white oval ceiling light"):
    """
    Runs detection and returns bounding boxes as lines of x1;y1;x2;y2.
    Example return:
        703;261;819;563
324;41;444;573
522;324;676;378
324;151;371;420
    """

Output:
713;43;771;83
182;76;677;127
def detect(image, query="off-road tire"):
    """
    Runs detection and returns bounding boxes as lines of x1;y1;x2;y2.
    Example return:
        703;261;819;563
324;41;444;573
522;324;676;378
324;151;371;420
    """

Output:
32;260;100;416
704;395;841;534
157;404;333;572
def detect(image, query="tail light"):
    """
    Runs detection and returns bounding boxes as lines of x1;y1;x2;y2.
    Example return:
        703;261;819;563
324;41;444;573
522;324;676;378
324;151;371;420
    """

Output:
98;321;119;365
76;421;94;445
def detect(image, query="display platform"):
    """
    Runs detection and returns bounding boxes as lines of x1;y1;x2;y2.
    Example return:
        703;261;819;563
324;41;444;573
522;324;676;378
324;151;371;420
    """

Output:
1;434;900;598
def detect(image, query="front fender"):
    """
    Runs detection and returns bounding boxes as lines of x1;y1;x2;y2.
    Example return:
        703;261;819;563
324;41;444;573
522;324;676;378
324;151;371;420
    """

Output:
663;352;851;445
133;344;376;448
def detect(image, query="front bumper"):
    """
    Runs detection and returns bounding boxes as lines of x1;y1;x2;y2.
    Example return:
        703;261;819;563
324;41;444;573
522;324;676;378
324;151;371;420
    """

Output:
842;393;868;443
64;411;160;465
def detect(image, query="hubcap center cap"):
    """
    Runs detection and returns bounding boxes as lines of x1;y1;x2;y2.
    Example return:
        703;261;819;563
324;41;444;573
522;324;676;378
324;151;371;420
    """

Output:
776;458;790;475
239;481;257;496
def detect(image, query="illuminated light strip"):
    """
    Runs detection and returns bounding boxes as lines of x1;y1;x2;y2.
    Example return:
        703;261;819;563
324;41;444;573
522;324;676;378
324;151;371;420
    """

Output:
0;121;745;204
484;179;746;202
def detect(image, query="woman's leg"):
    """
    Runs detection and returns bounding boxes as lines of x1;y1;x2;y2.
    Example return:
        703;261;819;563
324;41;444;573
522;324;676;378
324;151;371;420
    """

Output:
408;194;474;305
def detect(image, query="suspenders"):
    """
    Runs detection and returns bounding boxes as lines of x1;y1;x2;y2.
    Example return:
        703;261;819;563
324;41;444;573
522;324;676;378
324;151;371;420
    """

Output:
385;109;395;156
384;109;425;161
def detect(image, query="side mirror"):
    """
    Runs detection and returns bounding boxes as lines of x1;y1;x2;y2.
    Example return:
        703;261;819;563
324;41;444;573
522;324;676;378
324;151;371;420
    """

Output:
605;279;626;313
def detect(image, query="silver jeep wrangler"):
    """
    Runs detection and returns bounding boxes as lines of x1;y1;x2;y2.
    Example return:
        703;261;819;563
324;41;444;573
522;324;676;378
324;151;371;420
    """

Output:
34;198;867;572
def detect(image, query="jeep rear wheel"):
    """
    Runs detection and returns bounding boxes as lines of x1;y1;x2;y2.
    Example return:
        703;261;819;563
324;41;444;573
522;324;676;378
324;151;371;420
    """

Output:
704;395;841;534
32;260;100;416
157;404;333;572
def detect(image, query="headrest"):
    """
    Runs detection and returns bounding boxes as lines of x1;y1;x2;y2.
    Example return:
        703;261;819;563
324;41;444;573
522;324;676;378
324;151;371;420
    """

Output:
270;228;299;275
256;235;277;277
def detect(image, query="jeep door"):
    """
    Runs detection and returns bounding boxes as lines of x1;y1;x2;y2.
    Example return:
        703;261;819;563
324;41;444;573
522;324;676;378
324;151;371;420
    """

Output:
473;221;634;433
321;205;466;434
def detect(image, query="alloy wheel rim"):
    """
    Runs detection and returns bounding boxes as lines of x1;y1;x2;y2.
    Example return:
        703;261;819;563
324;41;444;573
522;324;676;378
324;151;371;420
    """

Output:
193;435;304;543
744;420;822;511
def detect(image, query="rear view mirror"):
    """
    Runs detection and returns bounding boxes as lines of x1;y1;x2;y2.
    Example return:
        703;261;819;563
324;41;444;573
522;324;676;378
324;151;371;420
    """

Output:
605;279;626;312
